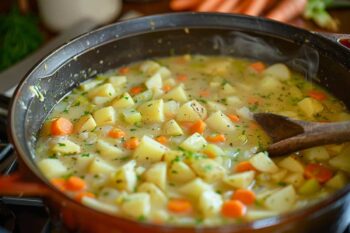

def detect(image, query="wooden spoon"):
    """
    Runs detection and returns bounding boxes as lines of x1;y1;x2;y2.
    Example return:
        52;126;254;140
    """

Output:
253;113;350;157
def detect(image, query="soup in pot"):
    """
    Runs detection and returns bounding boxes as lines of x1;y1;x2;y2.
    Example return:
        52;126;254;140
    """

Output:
35;55;350;226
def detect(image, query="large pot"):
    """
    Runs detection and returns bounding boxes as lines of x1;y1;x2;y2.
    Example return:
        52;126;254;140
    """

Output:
0;12;350;233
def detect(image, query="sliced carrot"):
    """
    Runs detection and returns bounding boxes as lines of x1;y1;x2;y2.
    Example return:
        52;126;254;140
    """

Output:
124;137;140;150
206;134;226;143
266;0;307;22
51;178;66;191
250;62;266;73
168;199;192;214
189;120;206;134
170;0;201;11
228;114;240;123
308;90;327;101
235;161;256;173
304;163;333;183
243;0;270;16
216;0;239;13
51;117;73;136
130;86;144;95
196;0;224;12
65;176;86;191
203;150;216;159
119;67;129;75
155;136;168;145
176;74;188;82
247;96;261;105
180;121;193;129
199;90;210;97
232;189;256;205
232;0;253;13
163;84;172;92
221;200;246;218
249;122;259;130
108;128;125;139
75;192;95;202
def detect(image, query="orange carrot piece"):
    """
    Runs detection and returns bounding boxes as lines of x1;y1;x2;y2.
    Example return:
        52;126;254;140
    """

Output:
199;90;210;97
196;0;224;12
119;67;129;75
235;161;256;173
249;122;259;130
308;90;327;101
203;150;216;159
232;189;256;205
266;0;307;22
221;200;246;218
124;137;140;150
51;178;66;191
65;176;86;191
51;117;74;136
304;163;333;183
168;199;193;213
170;0;201;11
243;0;271;16
206;134;226;143
163;84;172;92
189;120;206;134
232;0;253;13
155;136;168;145
250;62;266;73
176;74;188;82
130;86;144;95
108;128;125;139
247;96;261;105
228;114;240;123
75;192;95;202
216;0;239;13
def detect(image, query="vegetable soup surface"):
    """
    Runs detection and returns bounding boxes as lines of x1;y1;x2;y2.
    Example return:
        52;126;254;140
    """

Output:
36;55;350;226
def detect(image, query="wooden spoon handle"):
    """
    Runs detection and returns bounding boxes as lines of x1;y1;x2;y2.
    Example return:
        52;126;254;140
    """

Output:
268;121;350;156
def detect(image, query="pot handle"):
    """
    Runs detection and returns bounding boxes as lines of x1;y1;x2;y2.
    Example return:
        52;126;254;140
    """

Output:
317;32;350;50
0;171;50;197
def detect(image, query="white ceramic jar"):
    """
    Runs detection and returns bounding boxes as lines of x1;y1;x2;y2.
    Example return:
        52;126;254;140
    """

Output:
37;0;122;31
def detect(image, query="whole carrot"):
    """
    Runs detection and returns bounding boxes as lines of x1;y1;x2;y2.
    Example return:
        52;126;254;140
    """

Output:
232;0;253;13
196;0;224;12
243;0;271;16
266;0;307;22
170;0;201;11
216;0;239;13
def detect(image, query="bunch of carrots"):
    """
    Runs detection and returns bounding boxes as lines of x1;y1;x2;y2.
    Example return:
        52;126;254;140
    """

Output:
170;0;338;31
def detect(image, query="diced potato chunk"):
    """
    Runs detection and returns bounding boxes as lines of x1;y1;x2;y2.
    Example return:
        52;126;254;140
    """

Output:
245;210;278;220
110;160;137;192
176;100;207;122
207;101;227;112
249;152;279;173
122;109;142;125
164;101;180;118
93;106;116;126
138;99;165;123
82;197;118;215
326;172;348;189
75;153;96;172
133;90;153;104
112;92;135;109
96;139;124;160
108;75;127;88
163;150;183;165
163;85;188;102
202;144;224;158
220;83;236;96
162;119;184;136
88;83;116;99
283;173;305;187
271;169;288;182
303;146;330;161
38;159;68;179
144;162;167;190
92;96;113;105
138;182;167;207
74;114;96;133
198;191;223;218
226;96;242;107
80;79;104;91
179;178;212;200
329;145;350;173
224;171;255;189
278;156;304;173
89;157;116;175
263;63;291;80
191;159;226;182
206;111;235;133
121;193;151;218
179;133;207;152
168;161;196;183
298;179;320;195
298;98;323;118
145;73;162;90
133;136;168;163
202;60;231;76
51;139;81;155
140;60;161;75
260;77;281;91
264;185;296;212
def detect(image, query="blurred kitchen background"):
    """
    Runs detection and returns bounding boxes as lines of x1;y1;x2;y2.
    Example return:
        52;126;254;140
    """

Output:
0;0;350;76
